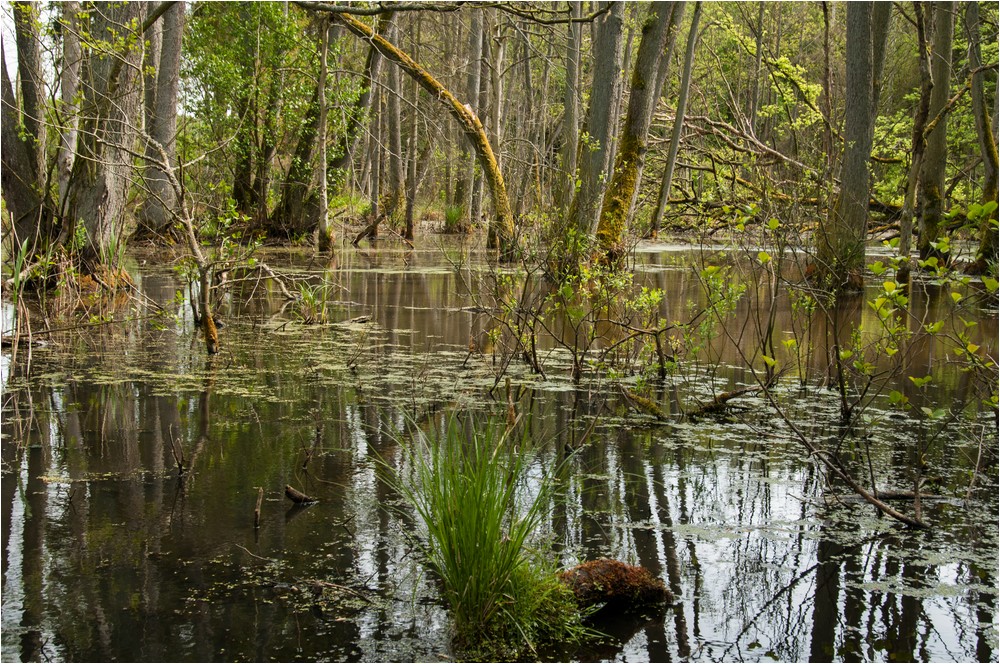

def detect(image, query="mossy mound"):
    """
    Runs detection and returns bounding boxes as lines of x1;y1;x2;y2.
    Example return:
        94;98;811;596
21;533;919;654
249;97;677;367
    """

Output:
559;559;673;611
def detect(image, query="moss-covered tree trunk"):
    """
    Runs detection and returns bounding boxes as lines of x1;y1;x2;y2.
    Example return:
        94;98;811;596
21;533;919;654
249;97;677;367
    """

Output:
331;11;516;259
917;1;955;262
594;2;679;265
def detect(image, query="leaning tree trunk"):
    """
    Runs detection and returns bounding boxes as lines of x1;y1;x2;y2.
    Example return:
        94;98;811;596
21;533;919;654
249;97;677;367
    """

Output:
140;1;184;235
330;11;516;259
594;2;679;265
917;1;955;262
813;2;890;292
65;1;148;273
651;2;701;237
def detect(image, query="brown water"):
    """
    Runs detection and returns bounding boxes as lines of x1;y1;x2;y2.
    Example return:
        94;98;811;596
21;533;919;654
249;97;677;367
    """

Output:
2;239;997;662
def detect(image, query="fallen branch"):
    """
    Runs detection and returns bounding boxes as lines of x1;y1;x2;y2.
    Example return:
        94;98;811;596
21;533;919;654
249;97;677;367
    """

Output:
285;484;318;504
688;385;762;418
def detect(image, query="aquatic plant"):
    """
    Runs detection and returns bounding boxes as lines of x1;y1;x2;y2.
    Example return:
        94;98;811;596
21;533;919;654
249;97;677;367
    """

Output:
385;415;586;659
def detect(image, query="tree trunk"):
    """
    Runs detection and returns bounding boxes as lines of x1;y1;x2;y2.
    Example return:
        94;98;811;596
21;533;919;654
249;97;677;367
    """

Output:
917;2;955;261
318;17;335;252
56;1;82;215
331;11;516;258
570;1;625;238
1;47;45;247
813;2;890;291
140;1;184;235
272;82;321;237
749;2;765;136
454;9;484;228
557;1;583;213
13;1;47;184
594;2;678;264
330;14;390;172
966;1;999;273
898;2;933;283
65;1;148;271
385;17;407;225
651;2;702;237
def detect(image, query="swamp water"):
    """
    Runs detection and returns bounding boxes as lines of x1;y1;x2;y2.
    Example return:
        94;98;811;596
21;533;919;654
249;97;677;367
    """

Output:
1;239;997;662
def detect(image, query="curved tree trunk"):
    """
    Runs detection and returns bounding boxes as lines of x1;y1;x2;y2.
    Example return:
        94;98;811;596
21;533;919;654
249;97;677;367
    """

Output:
331;11;516;258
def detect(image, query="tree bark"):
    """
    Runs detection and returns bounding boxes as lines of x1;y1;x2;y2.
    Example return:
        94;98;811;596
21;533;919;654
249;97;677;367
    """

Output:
331;11;516;258
65;1;148;271
651;2;702;237
594;2;678;264
140;1;185;235
318;17;335;252
557;1;583;213
917;1;955;261
813;2;890;291
13;1;47;183
330;15;390;171
56;1;82;215
569;2;625;238
385;16;407;224
966;1;999;272
898;2;933;283
1;47;45;246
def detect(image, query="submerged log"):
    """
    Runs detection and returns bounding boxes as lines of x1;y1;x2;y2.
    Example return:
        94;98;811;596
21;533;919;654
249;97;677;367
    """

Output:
559;559;673;611
285;484;318;504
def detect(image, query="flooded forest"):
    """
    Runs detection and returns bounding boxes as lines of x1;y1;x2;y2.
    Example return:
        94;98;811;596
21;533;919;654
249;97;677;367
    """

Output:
1;1;998;662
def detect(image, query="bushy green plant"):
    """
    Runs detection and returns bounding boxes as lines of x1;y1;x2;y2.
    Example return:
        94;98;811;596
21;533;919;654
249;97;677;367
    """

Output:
444;204;465;233
386;415;586;660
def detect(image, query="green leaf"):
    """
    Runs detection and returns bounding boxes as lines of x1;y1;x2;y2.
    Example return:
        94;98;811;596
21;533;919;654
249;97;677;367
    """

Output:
883;281;897;293
923;320;944;334
767;218;780;231
982;277;998;294
761;355;776;368
908;375;933;388
950;291;963;304
838;349;854;361
758;251;771;264
869;261;886;276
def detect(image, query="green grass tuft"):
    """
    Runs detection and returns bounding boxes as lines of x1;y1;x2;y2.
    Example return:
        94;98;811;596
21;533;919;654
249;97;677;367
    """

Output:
386;415;587;660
